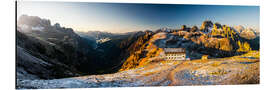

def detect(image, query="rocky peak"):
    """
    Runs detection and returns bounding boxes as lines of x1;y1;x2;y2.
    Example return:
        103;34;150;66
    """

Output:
53;23;61;29
234;25;245;33
213;22;222;29
201;20;213;32
181;25;190;31
18;15;51;28
240;28;256;39
190;26;199;32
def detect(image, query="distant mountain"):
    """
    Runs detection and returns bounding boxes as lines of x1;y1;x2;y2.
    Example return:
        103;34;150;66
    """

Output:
76;31;115;40
233;25;259;39
240;28;257;39
17;15;51;32
234;25;245;33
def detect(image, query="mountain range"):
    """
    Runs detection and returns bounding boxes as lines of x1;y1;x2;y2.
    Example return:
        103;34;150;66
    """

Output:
17;15;147;79
16;15;260;88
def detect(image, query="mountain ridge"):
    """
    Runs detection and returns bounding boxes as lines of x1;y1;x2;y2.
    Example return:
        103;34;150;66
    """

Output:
16;15;259;84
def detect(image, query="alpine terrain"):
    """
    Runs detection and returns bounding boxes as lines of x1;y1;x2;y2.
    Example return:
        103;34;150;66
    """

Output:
16;15;260;89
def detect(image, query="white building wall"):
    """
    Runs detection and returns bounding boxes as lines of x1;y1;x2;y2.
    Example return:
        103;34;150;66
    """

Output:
165;53;186;60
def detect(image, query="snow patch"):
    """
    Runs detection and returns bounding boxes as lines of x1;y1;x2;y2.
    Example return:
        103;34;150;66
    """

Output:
96;38;111;43
32;26;44;31
19;24;29;31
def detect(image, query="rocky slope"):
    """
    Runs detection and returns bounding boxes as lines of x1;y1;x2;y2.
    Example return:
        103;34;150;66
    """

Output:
16;15;148;79
16;50;259;89
17;15;101;79
16;30;81;79
120;21;260;71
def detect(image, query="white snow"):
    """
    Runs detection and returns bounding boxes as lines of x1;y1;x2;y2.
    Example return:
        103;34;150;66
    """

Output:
96;38;111;43
19;24;29;31
32;25;44;31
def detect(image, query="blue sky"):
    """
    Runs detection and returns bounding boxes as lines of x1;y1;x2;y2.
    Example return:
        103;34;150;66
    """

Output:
17;1;259;33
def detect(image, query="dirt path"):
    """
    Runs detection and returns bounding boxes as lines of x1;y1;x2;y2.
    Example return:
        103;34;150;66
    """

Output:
168;58;259;86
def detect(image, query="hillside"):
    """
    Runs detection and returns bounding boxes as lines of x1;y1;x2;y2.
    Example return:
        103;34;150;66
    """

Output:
120;21;259;71
17;50;259;88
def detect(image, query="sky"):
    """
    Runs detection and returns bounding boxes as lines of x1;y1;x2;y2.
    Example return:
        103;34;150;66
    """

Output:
17;1;259;33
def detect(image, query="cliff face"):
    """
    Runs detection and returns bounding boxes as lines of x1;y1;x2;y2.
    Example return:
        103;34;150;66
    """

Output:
16;30;81;79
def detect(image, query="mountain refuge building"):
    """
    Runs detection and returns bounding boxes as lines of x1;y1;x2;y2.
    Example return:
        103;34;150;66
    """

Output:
163;48;187;60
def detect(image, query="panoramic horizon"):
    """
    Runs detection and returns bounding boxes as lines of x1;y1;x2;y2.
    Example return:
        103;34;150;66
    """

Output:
17;1;259;33
16;1;260;89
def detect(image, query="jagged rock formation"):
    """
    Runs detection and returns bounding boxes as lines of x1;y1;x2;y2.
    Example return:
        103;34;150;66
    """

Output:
120;20;260;71
200;20;213;32
190;26;199;32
